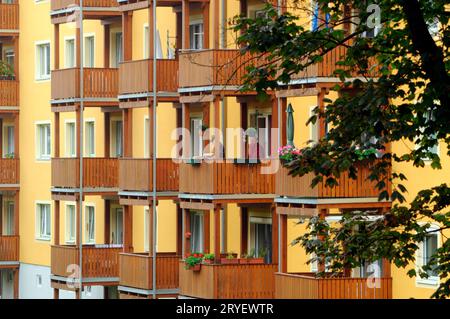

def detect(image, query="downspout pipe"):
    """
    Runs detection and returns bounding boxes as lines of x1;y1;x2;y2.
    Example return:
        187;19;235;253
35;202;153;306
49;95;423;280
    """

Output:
78;0;84;299
151;0;157;300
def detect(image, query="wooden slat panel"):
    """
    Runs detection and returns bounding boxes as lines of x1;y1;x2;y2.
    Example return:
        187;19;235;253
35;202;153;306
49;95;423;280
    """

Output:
276;161;390;199
274;273;392;299
51;0;117;11
179;263;277;299
51;69;79;100
0;3;19;30
0;159;19;184
180;162;274;195
51;245;121;278
0;80;19;106
0;236;19;262
52;158;79;188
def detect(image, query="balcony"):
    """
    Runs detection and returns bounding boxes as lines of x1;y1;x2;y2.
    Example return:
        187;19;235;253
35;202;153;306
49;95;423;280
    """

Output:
119;158;178;193
179;161;274;195
0;3;19;32
51;245;121;279
179;49;259;91
0;159;19;186
119;253;179;292
179;262;277;299
0;236;19;266
51;68;118;103
274;273;392;299
119;59;179;97
276;161;390;199
51;158;118;189
51;0;118;11
0;80;19;107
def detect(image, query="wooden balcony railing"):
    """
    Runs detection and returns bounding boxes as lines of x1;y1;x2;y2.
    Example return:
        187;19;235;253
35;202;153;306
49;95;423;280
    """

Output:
0;80;19;106
119;59;179;95
179;161;274;195
0;236;19;262
51;68;118;100
52;158;118;189
119;158;178;192
0;159;19;185
290;42;380;81
51;245;121;278
119;253;179;291
274;273;392;299
0;3;19;31
51;0;118;11
179;262;277;299
276;161;390;199
179;49;264;89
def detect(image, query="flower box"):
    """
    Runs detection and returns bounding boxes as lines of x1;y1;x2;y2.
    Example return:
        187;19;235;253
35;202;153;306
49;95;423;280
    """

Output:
220;258;239;265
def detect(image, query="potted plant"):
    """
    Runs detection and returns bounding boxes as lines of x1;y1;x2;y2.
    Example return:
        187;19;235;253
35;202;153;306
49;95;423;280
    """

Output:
239;248;255;264
184;253;203;271
278;145;302;165
220;252;239;265
0;61;14;80
203;253;215;264
249;247;267;264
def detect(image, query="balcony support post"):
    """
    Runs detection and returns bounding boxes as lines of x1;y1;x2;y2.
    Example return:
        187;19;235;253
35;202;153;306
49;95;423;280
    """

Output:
271;204;279;265
76;105;81;158
0;119;2;156
182;0;190;49
202;102;210;151
280;213;288;273
104;199;110;244
176;204;183;256
240;102;248;159
280;97;287;146
123;108;133;157
54;199;60;246
213;204;221;263
13;268;18;299
54;112;60;157
183;209;191;255
182;103;191;159
122;12;133;61
202;2;210;49
0;195;2;236
204;210;210;253
123;205;133;253
213;0;219;49
318;88;327;139
13;191;19;237
14;112;19;158
54;23;60;70
147;203;154;256
104;24;110;68
318;208;327;273
271;96;279;156
53;288;60;299
75;200;81;246
76;25;81;68
240;207;248;256
13;35;19;81
104;112;110;158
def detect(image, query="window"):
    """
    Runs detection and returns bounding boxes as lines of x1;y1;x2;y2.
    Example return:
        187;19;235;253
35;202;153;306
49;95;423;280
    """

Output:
189;23;204;50
144;207;158;252
112;32;123;68
65;204;76;244
85;205;95;244
190;118;203;158
65;121;76;157
5;49;14;71
417;230;439;285
143;25;163;59
84;36;95;67
2;201;14;235
249;217;272;263
65;38;75;68
36;203;51;240
111;120;123;158
110;207;123;245
190;212;204;253
249;112;272;159
36;42;50;80
85;121;95;157
3;125;14;157
309;106;319;144
36;123;51;160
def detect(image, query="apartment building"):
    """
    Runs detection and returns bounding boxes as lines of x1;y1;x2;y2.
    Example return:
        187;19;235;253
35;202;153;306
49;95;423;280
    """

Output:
0;0;447;299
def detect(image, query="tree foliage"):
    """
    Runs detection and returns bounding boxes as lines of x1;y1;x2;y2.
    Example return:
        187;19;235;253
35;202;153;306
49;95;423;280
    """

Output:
233;0;449;298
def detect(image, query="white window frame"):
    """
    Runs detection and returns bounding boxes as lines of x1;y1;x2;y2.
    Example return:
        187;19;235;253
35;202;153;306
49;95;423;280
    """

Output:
110;118;123;158
190;211;204;253
65;120;76;158
110;31;123;68
65;202;76;244
35;40;51;81
64;36;76;68
144;207;158;253
84;34;95;68
84;119;96;157
309;106;319;145
84;204;96;245
190;117;203;158
2;200;15;235
35;201;51;241
189;20;204;50
2;123;15;157
416;224;440;287
35;121;51;161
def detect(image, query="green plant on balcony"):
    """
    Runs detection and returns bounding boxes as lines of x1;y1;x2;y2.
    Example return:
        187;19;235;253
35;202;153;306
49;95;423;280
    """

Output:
4;153;15;159
0;61;14;80
203;253;215;264
278;145;302;165
220;252;239;265
354;148;379;161
184;253;203;271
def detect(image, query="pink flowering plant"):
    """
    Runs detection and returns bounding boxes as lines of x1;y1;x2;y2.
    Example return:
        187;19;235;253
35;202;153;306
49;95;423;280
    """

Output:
278;145;302;164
